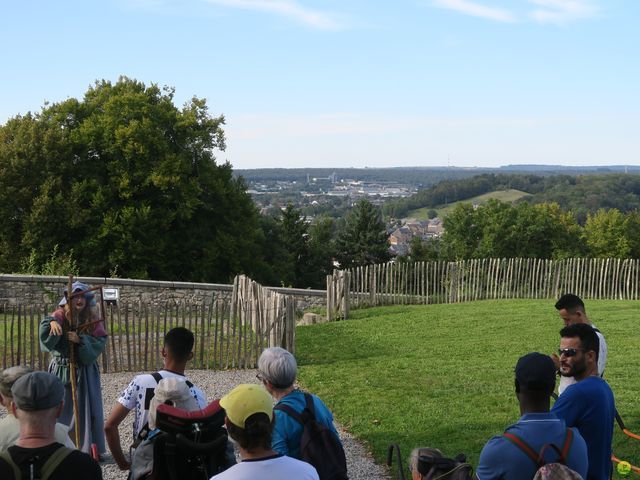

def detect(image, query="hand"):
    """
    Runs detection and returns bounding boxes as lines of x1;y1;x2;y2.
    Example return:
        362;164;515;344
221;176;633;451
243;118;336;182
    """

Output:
117;459;131;471
550;353;560;370
67;331;80;344
49;320;62;336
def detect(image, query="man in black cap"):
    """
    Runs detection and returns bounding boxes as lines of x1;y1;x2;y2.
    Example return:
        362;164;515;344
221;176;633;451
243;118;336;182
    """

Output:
0;371;102;479
475;353;588;480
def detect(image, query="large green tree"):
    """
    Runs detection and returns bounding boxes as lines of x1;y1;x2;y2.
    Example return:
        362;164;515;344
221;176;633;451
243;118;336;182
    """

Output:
0;77;261;281
335;199;391;268
582;208;640;258
441;200;584;260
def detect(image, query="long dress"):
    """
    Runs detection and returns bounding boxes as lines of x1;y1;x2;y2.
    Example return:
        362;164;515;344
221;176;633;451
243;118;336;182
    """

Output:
39;309;107;455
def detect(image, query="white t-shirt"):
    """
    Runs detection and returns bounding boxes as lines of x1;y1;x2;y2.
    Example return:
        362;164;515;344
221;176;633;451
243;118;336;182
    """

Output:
117;370;206;439
558;327;608;395
210;454;319;480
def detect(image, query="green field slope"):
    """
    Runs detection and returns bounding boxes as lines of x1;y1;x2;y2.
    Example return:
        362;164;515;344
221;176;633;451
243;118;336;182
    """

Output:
296;300;639;478
406;189;530;220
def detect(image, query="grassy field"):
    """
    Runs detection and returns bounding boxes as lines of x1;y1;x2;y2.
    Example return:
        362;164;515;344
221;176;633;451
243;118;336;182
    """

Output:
406;189;530;220
295;299;640;478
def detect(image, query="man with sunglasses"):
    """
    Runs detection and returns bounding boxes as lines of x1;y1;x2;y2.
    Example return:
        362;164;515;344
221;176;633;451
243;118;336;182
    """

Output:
551;323;615;480
551;294;607;395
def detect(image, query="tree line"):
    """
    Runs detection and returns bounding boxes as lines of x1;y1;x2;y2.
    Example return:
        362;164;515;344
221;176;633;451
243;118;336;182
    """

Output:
406;200;640;262
0;78;391;289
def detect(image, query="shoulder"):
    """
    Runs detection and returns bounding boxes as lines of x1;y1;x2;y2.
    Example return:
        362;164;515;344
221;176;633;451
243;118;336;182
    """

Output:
64;450;102;475
276;455;320;476
480;434;508;457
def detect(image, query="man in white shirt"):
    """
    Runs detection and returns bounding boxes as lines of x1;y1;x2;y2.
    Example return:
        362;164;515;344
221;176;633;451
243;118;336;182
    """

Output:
551;294;607;395
104;327;206;471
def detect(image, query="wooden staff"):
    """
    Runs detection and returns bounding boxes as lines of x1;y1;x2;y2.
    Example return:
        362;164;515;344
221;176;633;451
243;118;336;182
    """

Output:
66;275;81;448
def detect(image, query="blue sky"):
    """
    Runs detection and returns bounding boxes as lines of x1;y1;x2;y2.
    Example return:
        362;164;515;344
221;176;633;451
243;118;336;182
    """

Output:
2;0;638;169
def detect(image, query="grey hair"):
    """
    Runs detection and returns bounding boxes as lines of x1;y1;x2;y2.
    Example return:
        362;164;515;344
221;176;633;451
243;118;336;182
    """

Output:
409;448;421;473
0;366;34;398
409;448;437;475
257;347;297;389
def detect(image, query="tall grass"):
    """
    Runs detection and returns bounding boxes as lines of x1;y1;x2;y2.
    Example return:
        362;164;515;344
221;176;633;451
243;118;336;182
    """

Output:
295;299;640;479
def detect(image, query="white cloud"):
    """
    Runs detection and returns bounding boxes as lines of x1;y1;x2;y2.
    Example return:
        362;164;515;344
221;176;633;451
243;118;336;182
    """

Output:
202;0;341;29
431;0;516;23
528;0;599;24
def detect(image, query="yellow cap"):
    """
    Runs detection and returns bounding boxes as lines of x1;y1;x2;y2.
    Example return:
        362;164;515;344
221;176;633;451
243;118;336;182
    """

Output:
220;384;274;428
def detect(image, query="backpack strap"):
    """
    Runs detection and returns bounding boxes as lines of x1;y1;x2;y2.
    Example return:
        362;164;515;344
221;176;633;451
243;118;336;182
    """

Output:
41;447;74;480
504;428;574;468
503;432;540;465
273;392;316;425
560;428;573;461
0;451;21;480
303;393;316;419
274;403;305;424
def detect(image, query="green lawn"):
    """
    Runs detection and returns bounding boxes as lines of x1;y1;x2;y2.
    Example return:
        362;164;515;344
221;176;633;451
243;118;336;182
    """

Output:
406;189;530;220
295;299;640;478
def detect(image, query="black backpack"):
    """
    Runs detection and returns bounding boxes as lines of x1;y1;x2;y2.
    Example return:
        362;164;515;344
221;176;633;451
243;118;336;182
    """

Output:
274;392;348;480
0;446;74;480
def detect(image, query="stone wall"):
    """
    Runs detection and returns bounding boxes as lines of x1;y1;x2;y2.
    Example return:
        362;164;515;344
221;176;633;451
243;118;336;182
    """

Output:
0;274;326;311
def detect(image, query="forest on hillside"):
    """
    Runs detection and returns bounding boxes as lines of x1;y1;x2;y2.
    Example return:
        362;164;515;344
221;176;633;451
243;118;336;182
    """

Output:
384;173;640;222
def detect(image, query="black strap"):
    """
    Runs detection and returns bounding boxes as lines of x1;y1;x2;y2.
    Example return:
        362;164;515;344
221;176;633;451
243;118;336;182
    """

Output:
303;393;316;419
275;403;305;424
274;392;315;425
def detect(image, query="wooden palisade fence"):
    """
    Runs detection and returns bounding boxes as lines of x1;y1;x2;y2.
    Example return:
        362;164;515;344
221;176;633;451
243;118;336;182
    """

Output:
331;258;640;318
1;275;295;373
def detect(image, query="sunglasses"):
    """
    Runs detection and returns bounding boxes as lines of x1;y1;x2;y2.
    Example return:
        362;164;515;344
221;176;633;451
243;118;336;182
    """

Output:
558;348;584;357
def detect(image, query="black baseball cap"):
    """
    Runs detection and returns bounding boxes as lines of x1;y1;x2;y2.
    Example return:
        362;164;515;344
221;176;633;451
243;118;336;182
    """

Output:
515;352;556;394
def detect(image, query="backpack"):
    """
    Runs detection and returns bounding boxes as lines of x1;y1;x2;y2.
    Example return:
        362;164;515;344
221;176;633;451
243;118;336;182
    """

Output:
131;372;194;449
503;428;583;480
0;446;74;480
274;392;348;480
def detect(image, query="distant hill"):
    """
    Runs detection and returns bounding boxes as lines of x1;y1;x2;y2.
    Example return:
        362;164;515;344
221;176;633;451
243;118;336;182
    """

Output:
406;189;530;220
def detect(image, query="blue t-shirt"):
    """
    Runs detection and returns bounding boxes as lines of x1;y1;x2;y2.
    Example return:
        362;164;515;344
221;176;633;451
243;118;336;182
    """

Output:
272;390;341;459
551;376;615;480
476;412;588;480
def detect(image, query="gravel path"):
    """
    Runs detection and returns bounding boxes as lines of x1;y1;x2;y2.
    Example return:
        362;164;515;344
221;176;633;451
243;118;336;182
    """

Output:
100;369;391;480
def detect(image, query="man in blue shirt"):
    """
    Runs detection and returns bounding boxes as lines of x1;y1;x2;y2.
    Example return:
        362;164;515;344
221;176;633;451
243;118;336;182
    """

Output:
551;323;615;480
476;352;588;480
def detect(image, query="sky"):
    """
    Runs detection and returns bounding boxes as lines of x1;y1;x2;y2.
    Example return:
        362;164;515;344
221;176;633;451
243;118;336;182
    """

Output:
1;0;638;169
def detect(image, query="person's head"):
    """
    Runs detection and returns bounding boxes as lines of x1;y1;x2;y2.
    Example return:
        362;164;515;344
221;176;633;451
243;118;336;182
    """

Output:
409;448;431;480
219;384;274;453
558;323;599;381
59;281;95;313
0;365;33;410
257;347;297;392
10;371;65;428
148;378;199;430
514;353;556;412
555;294;587;327
163;327;195;363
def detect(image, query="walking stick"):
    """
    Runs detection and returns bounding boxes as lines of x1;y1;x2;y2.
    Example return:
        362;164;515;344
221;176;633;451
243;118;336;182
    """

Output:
66;275;82;448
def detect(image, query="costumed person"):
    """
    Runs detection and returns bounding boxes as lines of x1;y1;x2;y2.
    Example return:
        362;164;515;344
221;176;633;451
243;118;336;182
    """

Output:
39;281;107;456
